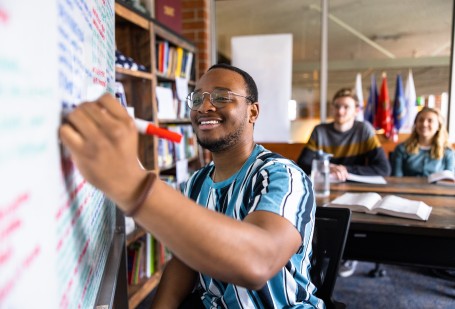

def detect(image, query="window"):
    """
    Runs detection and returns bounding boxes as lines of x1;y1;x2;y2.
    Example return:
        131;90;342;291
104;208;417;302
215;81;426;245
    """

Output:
215;0;453;142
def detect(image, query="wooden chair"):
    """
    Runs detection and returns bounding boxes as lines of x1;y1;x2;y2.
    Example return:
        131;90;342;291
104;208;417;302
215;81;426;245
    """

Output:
310;207;351;309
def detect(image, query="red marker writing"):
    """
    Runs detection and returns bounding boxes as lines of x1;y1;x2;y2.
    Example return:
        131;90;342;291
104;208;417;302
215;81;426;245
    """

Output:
134;119;182;143
80;85;184;143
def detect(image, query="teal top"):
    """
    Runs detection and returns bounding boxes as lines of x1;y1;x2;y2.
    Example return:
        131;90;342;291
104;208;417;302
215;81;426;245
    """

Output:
181;144;323;308
391;143;454;176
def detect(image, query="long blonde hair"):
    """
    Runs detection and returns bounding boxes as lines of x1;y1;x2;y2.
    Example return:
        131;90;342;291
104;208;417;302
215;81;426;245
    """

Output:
404;107;451;159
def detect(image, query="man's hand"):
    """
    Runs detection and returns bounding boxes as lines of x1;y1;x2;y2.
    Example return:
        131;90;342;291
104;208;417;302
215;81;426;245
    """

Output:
329;163;348;181
59;93;148;209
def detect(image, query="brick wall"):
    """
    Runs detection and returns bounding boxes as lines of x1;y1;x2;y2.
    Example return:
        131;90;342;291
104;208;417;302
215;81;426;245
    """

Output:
182;0;211;78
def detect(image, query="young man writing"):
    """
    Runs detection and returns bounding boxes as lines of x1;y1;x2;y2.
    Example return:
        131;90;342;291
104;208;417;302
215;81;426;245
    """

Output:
59;64;323;308
297;87;391;276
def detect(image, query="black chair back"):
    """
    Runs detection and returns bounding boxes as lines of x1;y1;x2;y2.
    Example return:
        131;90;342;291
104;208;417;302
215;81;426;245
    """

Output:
310;207;351;309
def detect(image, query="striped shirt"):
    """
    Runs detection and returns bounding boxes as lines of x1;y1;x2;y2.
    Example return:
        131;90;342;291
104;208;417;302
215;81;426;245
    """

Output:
181;144;323;308
297;121;391;176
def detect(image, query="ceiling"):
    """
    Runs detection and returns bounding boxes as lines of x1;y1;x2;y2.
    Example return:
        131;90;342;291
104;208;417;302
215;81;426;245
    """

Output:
215;0;453;108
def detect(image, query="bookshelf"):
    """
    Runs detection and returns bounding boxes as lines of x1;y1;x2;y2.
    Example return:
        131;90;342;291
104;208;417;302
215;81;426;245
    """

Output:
154;19;201;184
114;1;200;307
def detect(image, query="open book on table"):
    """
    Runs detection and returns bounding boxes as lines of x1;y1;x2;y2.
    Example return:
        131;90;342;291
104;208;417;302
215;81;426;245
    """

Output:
330;173;387;184
327;192;432;221
427;170;455;186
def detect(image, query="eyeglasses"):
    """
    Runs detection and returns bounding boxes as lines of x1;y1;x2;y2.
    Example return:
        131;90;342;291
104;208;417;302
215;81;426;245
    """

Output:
186;89;252;110
332;103;354;110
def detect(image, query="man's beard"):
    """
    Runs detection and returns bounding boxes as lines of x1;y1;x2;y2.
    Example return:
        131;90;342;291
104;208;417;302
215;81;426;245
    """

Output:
196;122;245;153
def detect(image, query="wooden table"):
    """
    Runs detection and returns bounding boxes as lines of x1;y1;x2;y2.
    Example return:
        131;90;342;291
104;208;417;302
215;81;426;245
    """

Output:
329;176;455;196
317;177;455;269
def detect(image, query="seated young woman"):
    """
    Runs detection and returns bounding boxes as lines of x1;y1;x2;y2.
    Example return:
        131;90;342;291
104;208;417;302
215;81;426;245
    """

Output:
391;107;454;176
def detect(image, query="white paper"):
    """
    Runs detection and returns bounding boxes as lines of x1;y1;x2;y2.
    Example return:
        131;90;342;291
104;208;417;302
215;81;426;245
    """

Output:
176;159;189;185
427;170;455;183
175;77;189;102
156;86;176;119
346;173;387;184
330;173;387;184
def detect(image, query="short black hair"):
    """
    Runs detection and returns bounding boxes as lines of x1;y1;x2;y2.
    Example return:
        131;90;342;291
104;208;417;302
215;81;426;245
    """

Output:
208;63;258;103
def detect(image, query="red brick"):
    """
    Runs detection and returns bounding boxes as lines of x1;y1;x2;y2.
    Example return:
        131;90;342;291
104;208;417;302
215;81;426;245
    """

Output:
182;0;210;77
182;11;195;19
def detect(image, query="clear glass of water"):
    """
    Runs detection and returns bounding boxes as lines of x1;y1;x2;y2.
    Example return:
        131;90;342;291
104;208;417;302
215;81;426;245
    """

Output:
311;158;330;197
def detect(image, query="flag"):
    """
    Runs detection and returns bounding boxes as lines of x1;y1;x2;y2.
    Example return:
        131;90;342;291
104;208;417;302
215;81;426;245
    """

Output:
355;73;364;121
392;74;406;132
364;74;378;125
404;69;417;131
376;73;393;138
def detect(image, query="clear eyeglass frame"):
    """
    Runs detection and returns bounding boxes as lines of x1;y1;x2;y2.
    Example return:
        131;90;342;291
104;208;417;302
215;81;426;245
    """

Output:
186;89;252;110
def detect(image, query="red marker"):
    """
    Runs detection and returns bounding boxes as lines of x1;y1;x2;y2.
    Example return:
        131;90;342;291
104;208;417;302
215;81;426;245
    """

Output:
134;118;182;143
83;86;182;143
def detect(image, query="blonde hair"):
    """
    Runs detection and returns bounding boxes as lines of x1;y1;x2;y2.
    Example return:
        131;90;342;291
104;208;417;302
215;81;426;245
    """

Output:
404;107;451;159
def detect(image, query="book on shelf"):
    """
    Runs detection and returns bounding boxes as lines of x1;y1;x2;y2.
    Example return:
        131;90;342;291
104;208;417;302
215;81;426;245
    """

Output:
427;170;455;186
174;47;184;78
175;77;189;118
155;40;194;80
175;158;189;185
114;81;136;118
157;138;175;168
114;81;128;108
183;51;193;80
127;236;155;284
145;233;155;278
156;81;190;120
156;85;176;119
164;46;173;76
167;125;186;160
327;192;432;221
156;40;169;74
330;173;387;184
158;124;198;169
157;241;172;267
127;240;145;285
155;0;182;34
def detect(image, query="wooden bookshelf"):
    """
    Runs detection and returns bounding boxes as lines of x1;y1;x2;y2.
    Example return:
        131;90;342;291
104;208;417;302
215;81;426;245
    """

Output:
114;1;200;307
128;271;162;309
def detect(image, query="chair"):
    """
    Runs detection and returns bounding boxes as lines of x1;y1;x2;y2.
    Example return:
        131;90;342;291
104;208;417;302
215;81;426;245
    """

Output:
310;207;351;309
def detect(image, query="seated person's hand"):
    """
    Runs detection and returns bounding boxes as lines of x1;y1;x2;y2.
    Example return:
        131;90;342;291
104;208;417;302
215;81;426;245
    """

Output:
329;164;348;181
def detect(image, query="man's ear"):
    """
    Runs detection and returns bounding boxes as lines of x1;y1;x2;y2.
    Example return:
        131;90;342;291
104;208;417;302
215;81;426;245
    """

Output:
354;105;361;115
249;102;259;123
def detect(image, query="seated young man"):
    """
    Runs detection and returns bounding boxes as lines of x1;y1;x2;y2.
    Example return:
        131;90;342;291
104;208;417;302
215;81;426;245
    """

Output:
297;87;391;182
297;87;391;277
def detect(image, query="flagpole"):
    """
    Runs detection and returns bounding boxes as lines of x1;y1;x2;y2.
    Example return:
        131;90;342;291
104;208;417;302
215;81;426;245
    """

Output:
319;0;328;123
355;73;364;121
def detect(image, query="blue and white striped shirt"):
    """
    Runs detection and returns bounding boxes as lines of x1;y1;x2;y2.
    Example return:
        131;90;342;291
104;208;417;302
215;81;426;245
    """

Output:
181;144;323;308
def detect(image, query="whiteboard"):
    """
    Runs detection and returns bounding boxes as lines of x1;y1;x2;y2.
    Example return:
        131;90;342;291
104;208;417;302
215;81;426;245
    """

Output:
232;34;293;142
0;1;116;308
